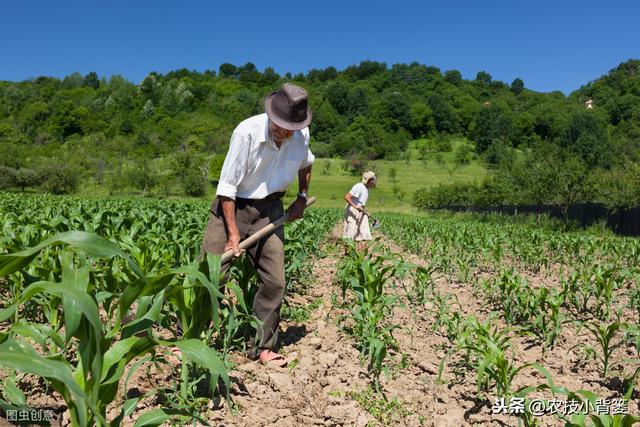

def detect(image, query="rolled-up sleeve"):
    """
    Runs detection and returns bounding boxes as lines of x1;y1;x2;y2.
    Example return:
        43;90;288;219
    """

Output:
300;132;315;169
215;129;249;199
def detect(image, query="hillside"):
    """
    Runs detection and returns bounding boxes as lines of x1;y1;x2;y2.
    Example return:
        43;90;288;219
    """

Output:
0;60;638;207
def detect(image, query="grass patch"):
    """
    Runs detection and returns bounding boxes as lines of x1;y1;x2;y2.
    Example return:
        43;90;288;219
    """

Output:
281;298;323;323
284;153;487;213
347;386;409;425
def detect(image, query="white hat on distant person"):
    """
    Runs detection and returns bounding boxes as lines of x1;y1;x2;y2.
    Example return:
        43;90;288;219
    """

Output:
362;171;376;184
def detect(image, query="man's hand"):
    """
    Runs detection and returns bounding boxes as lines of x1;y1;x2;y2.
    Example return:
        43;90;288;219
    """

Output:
224;233;244;258
287;197;307;222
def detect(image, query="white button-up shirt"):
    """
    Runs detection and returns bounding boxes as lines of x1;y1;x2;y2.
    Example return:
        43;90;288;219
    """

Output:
216;113;315;200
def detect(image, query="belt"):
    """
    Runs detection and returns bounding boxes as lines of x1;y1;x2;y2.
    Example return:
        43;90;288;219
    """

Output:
236;191;285;205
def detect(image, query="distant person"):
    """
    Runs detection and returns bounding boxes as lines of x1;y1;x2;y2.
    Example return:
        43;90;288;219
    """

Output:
342;171;376;250
201;83;314;367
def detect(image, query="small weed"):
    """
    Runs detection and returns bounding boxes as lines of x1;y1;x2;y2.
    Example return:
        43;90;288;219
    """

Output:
229;401;243;416
328;390;343;398
348;386;409;425
288;358;300;372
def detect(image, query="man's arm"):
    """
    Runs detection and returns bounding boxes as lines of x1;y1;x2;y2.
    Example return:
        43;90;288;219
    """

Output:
219;196;243;257
288;165;312;221
298;165;312;194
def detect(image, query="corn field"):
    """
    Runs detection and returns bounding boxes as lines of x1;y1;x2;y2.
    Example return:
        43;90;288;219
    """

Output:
0;193;338;425
1;193;639;426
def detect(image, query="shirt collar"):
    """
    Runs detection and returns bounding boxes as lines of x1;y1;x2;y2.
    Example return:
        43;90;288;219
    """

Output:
259;114;300;149
259;114;270;144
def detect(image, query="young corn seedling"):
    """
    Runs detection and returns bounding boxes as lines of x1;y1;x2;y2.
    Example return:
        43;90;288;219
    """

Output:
561;270;594;317
591;265;622;320
442;315;552;401
429;290;462;335
336;241;405;390
524;287;566;350
411;265;436;306
571;320;623;378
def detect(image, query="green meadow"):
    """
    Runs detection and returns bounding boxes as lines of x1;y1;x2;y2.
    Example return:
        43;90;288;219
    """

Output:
284;139;488;212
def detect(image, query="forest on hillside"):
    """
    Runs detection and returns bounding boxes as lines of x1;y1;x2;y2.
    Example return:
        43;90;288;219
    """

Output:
0;60;639;208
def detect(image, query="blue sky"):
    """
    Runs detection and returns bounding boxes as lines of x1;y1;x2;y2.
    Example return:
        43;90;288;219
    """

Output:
3;0;639;93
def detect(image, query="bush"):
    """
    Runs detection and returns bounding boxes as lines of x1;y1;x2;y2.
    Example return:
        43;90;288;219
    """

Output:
414;182;482;209
183;168;206;197
342;157;369;176
413;177;512;210
484;138;515;167
453;142;474;166
0;166;17;189
39;163;80;194
15;168;40;191
208;154;225;184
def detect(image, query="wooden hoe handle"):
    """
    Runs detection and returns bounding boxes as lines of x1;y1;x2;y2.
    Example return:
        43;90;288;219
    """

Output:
220;196;317;265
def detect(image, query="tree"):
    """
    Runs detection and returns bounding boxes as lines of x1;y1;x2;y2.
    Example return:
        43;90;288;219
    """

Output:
83;72;100;89
473;105;514;152
15;168;40;191
140;73;162;102
592;162;640;209
476;71;492;85
510;78;524;94
0;166;17;189
39;163;80;194
409;102;435;137
428;94;457;133
444;70;462;85
260;67;280;85
219;63;238;78
20;101;50;137
559;109;611;168
453;141;474;166
124;159;158;196
238;62;260;83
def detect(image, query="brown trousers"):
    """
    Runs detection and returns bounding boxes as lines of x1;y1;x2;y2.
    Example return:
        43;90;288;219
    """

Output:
201;197;285;358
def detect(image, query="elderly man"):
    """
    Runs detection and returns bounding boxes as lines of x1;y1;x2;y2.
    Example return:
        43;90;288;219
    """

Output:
201;83;313;367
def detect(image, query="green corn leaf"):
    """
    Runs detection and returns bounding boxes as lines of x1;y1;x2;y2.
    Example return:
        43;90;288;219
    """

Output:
172;339;230;399
132;408;171;427
100;336;143;382
61;252;90;341
2;378;26;406
117;273;176;333
0;339;90;427
101;336;157;386
119;292;165;340
0;230;145;280
10;321;65;350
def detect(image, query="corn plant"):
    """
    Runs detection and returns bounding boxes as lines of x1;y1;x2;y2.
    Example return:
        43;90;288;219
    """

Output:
540;385;640;427
335;241;405;390
410;265;437;306
629;286;640;324
441;315;550;399
571;321;623;378
0;231;230;425
562;270;595;317
623;323;640;357
591;265;624;320
428;290;462;335
526;287;566;349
